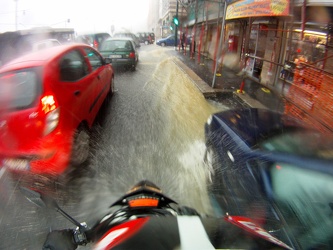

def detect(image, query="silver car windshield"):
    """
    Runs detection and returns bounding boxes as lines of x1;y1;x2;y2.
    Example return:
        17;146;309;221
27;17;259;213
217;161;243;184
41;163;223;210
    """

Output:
260;130;333;160
269;163;333;249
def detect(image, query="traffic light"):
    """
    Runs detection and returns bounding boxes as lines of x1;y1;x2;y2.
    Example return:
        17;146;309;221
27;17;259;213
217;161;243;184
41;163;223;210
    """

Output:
173;16;179;26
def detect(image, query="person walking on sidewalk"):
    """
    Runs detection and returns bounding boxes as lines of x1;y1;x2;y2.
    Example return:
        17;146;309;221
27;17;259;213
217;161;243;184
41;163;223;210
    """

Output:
181;32;186;50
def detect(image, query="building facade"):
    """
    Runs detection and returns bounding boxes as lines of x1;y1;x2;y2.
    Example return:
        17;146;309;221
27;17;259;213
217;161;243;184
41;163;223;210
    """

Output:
149;0;178;39
148;0;192;39
150;0;333;133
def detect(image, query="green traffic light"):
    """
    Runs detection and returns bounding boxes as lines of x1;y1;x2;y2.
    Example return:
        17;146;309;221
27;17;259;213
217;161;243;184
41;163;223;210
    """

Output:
173;17;179;26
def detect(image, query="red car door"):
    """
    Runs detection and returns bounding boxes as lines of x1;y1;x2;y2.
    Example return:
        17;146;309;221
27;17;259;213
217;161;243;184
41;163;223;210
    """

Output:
52;48;95;133
82;47;111;122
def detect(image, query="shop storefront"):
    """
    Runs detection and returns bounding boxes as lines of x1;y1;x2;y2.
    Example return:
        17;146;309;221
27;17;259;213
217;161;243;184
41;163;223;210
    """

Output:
183;0;225;61
245;22;280;82
282;5;333;84
226;0;290;84
281;3;333;133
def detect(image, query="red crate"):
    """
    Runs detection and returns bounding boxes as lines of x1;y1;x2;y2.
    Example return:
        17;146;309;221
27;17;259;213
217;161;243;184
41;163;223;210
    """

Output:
286;69;333;133
285;101;332;133
286;85;315;111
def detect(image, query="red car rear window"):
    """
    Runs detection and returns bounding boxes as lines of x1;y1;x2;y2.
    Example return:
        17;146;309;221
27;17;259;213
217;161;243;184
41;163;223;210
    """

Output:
0;69;39;110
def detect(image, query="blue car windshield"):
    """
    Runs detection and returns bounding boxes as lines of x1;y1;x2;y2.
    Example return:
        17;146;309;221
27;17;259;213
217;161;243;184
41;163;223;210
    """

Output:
260;130;333;160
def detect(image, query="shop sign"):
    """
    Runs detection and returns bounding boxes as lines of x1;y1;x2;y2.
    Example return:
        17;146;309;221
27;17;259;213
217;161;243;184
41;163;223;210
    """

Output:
226;0;290;20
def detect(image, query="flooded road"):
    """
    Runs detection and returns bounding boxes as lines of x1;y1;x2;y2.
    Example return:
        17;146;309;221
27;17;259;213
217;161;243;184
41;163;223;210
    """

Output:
0;45;233;249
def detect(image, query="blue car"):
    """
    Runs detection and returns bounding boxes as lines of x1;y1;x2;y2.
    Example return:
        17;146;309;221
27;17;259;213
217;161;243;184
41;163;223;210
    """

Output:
156;34;192;47
204;108;333;250
156;35;176;47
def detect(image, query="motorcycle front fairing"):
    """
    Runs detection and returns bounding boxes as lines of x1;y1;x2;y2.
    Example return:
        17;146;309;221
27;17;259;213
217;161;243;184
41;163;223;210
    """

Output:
91;215;291;250
82;180;293;249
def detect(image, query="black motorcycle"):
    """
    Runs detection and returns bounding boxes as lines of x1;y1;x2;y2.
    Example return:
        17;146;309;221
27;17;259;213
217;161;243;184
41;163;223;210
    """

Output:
20;180;293;250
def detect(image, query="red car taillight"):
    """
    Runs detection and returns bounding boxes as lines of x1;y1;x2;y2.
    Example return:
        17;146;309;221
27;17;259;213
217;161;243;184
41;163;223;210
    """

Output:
40;95;60;136
41;95;56;113
129;52;135;58
94;40;99;49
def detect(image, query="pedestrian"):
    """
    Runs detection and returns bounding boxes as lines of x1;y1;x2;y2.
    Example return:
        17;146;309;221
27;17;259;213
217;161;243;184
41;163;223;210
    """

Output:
190;40;196;55
181;32;186;50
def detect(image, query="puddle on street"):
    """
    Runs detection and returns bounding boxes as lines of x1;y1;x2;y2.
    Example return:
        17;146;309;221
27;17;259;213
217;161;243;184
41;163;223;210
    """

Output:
76;56;232;221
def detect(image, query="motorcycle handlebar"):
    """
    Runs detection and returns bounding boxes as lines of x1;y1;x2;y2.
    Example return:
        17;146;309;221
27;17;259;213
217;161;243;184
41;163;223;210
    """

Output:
73;224;89;246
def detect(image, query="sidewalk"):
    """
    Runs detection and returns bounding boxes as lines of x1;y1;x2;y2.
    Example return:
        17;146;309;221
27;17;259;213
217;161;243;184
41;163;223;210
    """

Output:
169;48;285;113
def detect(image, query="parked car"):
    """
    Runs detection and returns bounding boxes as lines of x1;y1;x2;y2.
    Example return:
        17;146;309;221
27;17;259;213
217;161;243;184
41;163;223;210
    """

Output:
112;32;141;48
100;37;138;71
76;33;111;50
156;34;191;47
0;44;115;176
204;108;333;249
0;33;63;66
31;39;61;51
156;35;175;47
136;32;155;45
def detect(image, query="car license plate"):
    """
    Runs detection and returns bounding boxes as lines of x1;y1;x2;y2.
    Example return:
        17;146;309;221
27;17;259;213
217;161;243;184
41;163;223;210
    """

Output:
109;55;122;59
2;158;29;170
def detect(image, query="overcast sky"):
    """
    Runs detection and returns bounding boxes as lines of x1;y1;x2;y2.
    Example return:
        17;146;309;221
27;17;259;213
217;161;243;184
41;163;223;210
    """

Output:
0;0;150;34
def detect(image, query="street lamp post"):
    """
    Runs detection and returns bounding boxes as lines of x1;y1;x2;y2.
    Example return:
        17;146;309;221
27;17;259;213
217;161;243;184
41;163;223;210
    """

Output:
174;0;179;48
212;0;227;88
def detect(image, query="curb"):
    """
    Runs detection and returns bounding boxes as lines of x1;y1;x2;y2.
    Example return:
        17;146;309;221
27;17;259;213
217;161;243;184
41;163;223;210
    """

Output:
172;57;216;98
172;57;269;109
233;92;268;109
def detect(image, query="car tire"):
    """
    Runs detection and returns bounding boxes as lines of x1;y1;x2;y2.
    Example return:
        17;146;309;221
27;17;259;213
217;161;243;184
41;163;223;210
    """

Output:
109;76;114;98
71;124;90;167
104;77;114;103
161;42;166;47
111;76;115;95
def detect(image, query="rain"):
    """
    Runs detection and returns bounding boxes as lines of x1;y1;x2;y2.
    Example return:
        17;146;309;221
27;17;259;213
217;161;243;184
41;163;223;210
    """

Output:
0;46;232;249
1;1;332;249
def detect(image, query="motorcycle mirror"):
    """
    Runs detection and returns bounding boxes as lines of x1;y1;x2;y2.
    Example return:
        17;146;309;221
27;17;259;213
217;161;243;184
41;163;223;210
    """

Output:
19;186;55;208
20;186;86;230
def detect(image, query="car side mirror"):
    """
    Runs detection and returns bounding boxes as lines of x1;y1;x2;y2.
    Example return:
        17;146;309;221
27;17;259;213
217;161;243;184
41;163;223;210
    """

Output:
104;58;112;64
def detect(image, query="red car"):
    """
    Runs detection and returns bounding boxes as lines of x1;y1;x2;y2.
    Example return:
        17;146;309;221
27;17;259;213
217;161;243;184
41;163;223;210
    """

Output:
0;44;114;175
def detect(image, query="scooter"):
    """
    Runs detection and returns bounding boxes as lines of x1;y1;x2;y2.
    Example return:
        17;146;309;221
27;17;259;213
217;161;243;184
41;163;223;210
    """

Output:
20;180;293;249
